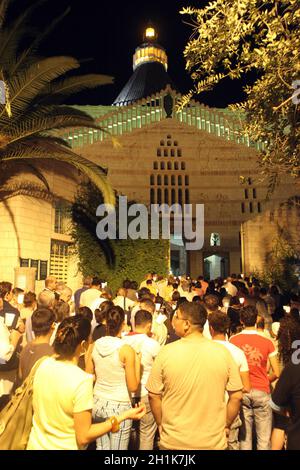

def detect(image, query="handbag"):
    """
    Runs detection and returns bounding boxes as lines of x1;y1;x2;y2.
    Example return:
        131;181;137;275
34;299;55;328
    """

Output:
0;357;47;450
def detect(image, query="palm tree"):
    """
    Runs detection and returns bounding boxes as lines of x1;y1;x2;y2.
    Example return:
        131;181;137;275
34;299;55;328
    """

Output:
0;0;115;205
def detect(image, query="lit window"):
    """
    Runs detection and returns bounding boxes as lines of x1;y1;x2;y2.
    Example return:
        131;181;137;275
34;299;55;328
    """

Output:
210;233;221;247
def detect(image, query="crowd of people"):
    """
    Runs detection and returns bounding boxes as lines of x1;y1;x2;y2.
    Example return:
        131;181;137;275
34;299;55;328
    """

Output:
0;272;300;450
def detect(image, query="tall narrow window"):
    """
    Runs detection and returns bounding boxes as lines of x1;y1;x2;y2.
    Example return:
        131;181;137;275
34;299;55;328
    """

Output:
150;189;155;204
167;141;172;146
164;189;169;204
249;202;253;213
178;189;183;206
178;175;182;186
167;162;172;170
171;175;176;186
174;162;179;170
164;149;168;157
160;162;165;170
177;149;182;157
160;140;164;146
185;189;190;204
171;149;175;157
241;202;245;213
185;175;189;186
157;149;161;157
181;162;186;170
258;202;262;213
153;162;158;170
164;175;168;185
245;189;249;199
150;175;154;186
157;188;162;205
253;188;257;199
171;189;176;205
157;175;162;186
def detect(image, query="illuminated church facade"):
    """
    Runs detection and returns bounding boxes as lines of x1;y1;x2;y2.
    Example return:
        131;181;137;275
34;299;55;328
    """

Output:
0;27;298;291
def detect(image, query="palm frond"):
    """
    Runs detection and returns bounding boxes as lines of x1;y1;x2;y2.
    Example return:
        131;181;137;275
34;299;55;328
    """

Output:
20;163;50;191
0;0;10;28
0;180;54;202
6;105;107;142
9;6;71;75
1;140;115;205
38;74;114;104
0;0;47;68
0;56;80;120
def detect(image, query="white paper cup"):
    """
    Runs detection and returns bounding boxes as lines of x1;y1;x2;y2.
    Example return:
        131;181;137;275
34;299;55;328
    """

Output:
5;313;15;327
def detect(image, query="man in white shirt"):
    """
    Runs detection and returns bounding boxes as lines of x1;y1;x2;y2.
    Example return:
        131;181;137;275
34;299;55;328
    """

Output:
113;288;136;311
79;277;102;310
208;311;251;450
123;310;160;450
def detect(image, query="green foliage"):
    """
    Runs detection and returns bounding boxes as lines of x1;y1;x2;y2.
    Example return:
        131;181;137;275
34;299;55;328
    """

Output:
71;182;170;294
0;0;115;204
252;226;299;291
181;0;300;186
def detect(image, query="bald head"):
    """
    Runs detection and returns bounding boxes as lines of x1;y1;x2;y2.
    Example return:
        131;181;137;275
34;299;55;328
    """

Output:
59;286;73;303
38;290;55;309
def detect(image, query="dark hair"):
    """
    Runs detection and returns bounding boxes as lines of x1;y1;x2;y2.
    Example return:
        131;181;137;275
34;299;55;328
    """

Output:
130;281;138;291
135;310;153;327
208;311;230;335
146;279;153;285
12;287;24;296
172;283;179;290
95;300;113;324
53;300;70;323
0;282;12;299
106;306;125;336
172;291;181;302
31;308;55;336
122;279;131;289
139;299;155;314
270;285;279;296
204;295;220;311
54;316;91;359
23;291;36;308
192;295;201;303
230;296;241;307
260;288;268;296
240;305;258;327
178;302;207;330
256;317;265;330
137;287;151;300
92;277;102;287
78;306;93;323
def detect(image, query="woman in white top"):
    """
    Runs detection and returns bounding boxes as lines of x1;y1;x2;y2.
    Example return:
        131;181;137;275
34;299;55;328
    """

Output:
86;306;141;450
27;315;145;450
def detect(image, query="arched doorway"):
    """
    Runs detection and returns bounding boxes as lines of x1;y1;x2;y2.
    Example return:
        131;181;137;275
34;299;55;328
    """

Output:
203;252;229;280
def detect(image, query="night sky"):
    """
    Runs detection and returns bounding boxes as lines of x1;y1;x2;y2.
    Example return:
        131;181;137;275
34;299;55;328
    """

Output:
12;0;250;108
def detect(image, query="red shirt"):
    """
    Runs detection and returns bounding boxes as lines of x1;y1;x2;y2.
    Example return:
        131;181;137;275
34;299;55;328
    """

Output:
230;331;276;393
